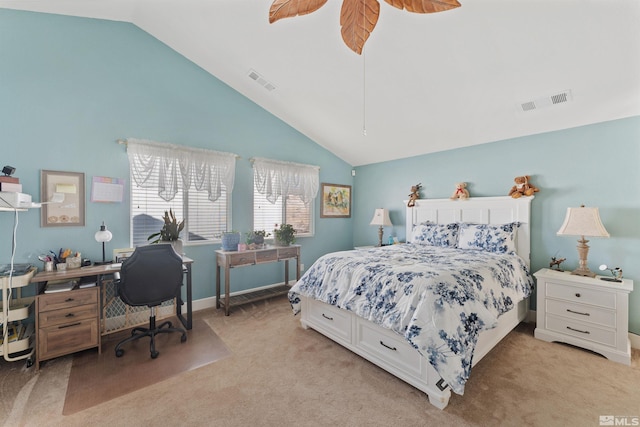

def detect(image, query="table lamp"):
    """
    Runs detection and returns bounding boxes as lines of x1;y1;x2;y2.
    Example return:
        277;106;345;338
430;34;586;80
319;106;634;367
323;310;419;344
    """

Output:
370;208;392;247
94;221;113;265
556;205;609;277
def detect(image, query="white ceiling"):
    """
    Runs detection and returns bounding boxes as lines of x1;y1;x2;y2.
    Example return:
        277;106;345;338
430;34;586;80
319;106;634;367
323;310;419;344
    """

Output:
2;0;640;166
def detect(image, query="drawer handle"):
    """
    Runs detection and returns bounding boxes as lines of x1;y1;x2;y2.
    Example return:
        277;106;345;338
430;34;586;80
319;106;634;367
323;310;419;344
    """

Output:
65;298;75;302
574;293;581;298
566;309;590;316
379;340;397;352
65;313;75;318
321;313;334;321
59;322;81;329
567;326;590;335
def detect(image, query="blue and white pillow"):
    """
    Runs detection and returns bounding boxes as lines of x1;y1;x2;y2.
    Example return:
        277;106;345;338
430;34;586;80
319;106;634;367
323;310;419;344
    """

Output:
412;222;459;247
457;222;520;254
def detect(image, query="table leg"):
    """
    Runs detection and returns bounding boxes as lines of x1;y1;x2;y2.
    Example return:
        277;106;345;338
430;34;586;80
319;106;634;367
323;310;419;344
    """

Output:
176;264;193;330
284;260;289;285
216;263;221;309
224;265;230;316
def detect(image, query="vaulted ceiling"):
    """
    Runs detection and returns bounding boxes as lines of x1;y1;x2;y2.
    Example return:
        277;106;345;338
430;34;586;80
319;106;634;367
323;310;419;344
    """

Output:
2;0;639;166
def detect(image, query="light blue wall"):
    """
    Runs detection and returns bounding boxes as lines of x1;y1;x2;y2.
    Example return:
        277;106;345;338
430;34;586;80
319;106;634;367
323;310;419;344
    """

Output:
0;10;353;300
354;117;640;334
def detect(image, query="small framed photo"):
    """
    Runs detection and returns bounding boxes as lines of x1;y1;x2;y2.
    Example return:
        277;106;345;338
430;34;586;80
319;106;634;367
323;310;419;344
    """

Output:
320;183;352;218
40;170;85;227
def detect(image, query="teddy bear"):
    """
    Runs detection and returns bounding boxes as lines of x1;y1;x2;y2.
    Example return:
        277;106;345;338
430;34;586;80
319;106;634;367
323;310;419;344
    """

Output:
450;182;469;200
407;183;422;207
508;175;539;198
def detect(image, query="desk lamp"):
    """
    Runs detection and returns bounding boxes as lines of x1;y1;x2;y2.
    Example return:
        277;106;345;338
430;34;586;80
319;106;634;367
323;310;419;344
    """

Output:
370;208;392;247
94;221;113;265
557;205;609;277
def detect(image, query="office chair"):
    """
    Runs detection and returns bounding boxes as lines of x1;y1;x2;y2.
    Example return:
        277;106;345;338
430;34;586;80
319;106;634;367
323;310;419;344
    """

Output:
114;244;187;359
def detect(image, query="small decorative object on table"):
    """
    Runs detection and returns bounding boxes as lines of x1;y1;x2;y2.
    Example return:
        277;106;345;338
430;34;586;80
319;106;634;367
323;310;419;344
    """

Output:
247;229;270;248
274;224;296;246
508;175;540;198
450;182;469;200
599;264;623;282
549;256;566;271
221;231;241;251
407;183;422;207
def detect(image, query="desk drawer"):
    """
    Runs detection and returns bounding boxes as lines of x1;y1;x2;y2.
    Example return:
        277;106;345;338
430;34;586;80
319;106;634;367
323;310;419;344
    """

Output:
277;247;299;259
228;252;256;267
38;303;98;328
38;288;98;312
256;250;277;263
546;282;615;309
38;317;100;360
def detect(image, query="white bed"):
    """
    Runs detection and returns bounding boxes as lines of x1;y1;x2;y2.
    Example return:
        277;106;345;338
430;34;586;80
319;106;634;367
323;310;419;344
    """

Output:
291;196;533;409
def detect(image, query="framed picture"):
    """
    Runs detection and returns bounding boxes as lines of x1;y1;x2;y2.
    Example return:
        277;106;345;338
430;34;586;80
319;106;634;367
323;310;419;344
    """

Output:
40;170;85;227
320;183;352;218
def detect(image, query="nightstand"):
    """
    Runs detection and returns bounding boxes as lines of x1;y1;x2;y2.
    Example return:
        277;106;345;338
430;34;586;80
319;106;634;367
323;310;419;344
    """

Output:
534;268;633;365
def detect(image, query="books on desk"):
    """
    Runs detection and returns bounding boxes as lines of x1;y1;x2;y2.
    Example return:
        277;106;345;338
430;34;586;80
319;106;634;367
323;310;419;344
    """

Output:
44;280;77;293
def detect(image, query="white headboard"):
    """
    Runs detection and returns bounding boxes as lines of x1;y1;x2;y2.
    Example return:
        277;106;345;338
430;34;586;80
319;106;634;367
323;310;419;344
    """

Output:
405;196;533;266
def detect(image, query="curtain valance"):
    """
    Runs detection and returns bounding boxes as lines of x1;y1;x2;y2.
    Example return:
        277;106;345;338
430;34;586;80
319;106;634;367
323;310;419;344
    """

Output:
126;138;237;202
252;157;319;204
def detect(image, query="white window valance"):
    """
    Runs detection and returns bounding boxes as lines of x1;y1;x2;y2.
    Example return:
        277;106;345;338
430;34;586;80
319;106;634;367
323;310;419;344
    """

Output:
252;157;319;204
126;138;237;202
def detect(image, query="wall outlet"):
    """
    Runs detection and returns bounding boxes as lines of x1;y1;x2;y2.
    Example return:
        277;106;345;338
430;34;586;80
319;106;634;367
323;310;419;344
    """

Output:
300;263;304;272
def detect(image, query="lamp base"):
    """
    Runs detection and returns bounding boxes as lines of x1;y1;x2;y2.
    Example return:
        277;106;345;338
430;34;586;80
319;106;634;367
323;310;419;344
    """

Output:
570;267;596;278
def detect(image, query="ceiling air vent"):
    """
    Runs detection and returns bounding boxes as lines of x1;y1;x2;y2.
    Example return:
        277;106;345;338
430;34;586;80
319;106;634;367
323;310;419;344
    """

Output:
519;89;572;112
248;69;276;92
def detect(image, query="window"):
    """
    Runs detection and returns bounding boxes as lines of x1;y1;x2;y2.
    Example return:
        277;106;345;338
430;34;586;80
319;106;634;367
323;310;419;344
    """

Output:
126;138;237;247
252;157;319;237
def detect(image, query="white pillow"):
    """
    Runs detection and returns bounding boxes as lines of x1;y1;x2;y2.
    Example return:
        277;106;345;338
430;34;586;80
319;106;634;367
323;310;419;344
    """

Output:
457;222;520;254
412;222;459;247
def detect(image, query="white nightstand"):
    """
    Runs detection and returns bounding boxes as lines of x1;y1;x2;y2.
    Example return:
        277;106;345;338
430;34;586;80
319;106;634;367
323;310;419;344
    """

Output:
534;268;633;365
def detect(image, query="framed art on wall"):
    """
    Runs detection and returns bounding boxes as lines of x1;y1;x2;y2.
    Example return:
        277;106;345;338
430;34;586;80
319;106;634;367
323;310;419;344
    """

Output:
40;170;85;227
320;183;351;218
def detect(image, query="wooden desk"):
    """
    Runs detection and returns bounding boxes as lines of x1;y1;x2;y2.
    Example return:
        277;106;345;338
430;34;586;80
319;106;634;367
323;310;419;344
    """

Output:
30;257;194;331
215;245;300;316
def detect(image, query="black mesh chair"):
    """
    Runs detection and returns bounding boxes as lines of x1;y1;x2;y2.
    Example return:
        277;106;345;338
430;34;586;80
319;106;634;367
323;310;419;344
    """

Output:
114;244;187;359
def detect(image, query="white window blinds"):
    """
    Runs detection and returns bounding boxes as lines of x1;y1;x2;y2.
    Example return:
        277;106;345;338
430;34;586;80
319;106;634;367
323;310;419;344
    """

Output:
251;157;319;204
127;138;237;202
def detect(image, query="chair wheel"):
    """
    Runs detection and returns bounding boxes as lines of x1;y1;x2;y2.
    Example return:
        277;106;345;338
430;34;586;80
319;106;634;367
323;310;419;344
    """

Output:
115;349;124;357
181;333;187;343
151;350;159;359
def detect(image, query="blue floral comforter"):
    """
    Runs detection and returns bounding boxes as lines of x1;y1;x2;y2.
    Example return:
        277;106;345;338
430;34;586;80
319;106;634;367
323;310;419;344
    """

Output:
288;244;534;395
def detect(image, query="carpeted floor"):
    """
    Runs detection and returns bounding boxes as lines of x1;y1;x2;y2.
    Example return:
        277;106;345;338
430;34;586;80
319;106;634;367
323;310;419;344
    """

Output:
2;295;639;426
63;317;231;415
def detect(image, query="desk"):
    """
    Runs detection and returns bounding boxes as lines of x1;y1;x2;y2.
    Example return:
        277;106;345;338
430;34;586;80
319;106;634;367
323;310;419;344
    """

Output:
215;245;300;316
31;257;194;331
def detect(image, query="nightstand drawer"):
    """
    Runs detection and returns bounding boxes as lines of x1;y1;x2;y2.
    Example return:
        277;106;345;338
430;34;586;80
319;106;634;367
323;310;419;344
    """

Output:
546;299;616;328
38;288;98;312
546;314;616;347
546;282;615;309
38;303;98;328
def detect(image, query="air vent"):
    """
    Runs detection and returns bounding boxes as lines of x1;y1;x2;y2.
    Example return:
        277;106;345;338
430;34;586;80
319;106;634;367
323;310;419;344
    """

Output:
248;69;276;92
519;90;572;112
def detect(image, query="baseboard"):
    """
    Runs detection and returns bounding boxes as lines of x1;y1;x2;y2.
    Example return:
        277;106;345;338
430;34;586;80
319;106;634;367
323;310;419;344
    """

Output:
527;309;639;350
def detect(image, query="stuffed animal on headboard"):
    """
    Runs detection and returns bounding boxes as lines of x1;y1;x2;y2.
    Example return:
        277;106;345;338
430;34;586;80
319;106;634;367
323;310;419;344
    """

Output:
450;182;469;200
407;183;422;207
509;175;539;198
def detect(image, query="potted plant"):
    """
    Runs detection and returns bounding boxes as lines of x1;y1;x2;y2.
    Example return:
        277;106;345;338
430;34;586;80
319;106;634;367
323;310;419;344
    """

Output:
147;209;185;254
273;223;296;246
251;229;271;246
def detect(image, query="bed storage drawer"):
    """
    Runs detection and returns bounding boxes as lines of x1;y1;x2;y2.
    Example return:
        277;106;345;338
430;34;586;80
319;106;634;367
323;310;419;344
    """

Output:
305;298;352;342
355;320;423;378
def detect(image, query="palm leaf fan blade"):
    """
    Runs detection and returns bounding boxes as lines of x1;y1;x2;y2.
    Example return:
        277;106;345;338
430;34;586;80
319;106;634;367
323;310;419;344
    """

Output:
384;0;461;13
269;0;329;23
340;0;381;55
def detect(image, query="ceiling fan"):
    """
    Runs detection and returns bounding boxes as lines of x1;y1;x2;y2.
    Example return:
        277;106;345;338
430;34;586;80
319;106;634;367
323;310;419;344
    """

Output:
269;0;462;55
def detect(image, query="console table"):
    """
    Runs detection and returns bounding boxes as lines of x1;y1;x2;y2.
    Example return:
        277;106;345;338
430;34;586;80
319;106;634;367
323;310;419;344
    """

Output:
215;245;301;316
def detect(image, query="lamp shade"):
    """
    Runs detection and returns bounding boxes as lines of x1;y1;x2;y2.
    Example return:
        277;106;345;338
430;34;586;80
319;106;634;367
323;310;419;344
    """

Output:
370;208;392;227
95;222;113;243
557;206;609;238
